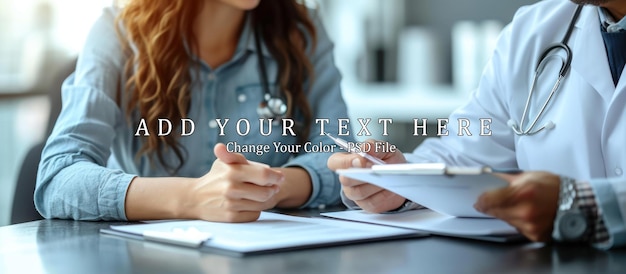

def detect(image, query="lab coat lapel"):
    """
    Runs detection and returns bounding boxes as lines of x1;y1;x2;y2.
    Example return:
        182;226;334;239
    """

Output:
570;6;614;102
616;66;626;93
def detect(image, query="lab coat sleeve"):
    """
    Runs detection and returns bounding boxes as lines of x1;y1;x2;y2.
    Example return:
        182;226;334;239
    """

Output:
405;23;518;169
589;178;626;249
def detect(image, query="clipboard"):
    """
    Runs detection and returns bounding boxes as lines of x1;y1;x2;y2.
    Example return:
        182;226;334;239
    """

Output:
337;163;515;218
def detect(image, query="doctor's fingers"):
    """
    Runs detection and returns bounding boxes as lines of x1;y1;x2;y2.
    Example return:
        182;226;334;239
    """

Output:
338;175;372;188
477;177;554;212
361;139;405;163
342;183;386;201
354;190;406;213
477;182;554;221
327;152;360;170
329;155;376;188
481;205;553;242
474;186;518;212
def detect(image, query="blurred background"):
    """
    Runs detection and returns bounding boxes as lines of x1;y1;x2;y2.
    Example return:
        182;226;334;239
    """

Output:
0;0;537;226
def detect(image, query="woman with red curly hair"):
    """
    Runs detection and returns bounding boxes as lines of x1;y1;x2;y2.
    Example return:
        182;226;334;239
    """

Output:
35;0;349;222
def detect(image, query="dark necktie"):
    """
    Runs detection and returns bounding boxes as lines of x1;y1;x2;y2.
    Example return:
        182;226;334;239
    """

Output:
600;27;626;86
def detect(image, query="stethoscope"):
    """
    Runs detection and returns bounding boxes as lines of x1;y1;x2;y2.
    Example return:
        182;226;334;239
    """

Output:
253;26;289;120
507;5;583;136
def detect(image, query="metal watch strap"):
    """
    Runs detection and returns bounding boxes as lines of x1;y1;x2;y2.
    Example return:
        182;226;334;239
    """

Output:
552;176;589;242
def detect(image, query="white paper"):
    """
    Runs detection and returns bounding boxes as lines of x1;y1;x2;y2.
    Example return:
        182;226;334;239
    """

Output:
109;212;421;254
337;168;508;217
322;209;517;236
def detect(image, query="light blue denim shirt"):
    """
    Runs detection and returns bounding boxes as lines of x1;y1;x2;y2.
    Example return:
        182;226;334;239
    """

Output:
35;7;350;220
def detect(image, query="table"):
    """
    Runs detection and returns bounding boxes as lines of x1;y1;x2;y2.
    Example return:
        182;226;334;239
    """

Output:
1;210;625;274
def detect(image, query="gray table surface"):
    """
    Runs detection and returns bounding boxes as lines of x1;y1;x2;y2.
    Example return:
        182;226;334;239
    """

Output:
1;208;625;274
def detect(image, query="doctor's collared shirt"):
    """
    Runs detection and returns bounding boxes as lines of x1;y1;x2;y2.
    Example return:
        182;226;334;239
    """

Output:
35;7;349;220
598;7;626;33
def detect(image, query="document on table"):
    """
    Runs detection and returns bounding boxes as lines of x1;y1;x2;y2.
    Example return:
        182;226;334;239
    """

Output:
100;212;426;256
337;163;510;218
322;209;518;239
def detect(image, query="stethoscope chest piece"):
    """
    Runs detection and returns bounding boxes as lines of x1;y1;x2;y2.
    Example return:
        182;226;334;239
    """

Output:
257;94;287;119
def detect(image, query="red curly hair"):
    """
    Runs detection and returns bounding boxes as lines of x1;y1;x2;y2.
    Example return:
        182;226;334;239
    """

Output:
116;0;316;172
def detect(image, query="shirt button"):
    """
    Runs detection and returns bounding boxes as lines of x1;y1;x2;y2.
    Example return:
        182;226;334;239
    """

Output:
317;204;326;210
208;120;217;128
207;73;216;81
238;94;247;103
615;167;623;176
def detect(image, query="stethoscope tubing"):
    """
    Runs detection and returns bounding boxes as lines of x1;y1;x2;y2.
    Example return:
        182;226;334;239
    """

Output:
254;24;288;120
510;5;583;136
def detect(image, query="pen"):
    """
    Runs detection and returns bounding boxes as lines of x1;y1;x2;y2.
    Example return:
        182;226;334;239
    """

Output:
325;133;386;165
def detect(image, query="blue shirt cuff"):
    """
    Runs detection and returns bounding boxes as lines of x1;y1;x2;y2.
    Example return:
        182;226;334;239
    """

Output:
283;152;341;209
100;172;136;221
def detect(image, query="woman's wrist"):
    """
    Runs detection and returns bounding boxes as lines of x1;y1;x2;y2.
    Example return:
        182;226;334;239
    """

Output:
125;176;197;220
174;177;200;219
273;167;311;208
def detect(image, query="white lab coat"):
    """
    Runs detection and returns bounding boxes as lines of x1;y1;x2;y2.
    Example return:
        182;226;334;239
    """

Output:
408;0;626;248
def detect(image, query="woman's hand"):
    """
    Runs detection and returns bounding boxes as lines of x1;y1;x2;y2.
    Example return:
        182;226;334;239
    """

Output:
327;140;407;213
186;143;285;222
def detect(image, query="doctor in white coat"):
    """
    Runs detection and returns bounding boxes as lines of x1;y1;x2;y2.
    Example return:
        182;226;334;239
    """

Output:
329;0;626;249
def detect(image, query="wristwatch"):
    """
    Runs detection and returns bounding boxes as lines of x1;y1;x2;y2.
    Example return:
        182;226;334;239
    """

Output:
552;176;589;242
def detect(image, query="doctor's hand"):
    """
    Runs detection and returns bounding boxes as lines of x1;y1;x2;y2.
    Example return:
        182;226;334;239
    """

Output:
327;140;407;213
188;143;284;223
474;171;560;242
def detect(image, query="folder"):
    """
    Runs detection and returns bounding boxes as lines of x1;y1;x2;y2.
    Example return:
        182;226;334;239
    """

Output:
337;163;512;218
100;212;426;256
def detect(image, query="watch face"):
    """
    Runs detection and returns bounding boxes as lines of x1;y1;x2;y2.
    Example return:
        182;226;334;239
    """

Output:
559;212;588;241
